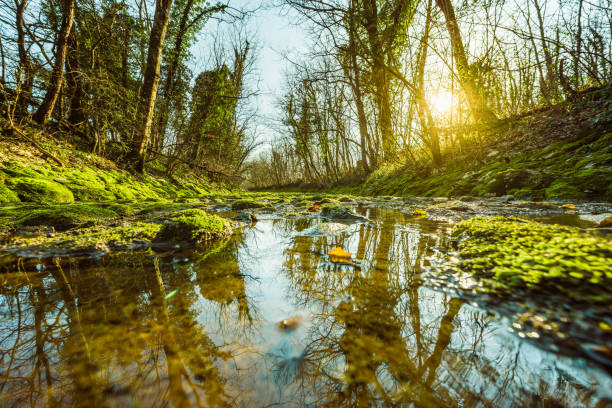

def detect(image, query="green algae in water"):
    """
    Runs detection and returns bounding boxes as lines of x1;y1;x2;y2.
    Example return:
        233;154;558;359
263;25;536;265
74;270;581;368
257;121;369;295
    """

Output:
453;216;612;303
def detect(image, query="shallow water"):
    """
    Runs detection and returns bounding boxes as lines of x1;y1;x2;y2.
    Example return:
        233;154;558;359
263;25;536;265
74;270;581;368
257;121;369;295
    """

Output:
1;207;611;407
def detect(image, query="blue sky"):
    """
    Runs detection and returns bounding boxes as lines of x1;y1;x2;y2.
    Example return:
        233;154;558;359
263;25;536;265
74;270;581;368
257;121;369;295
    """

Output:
191;1;310;152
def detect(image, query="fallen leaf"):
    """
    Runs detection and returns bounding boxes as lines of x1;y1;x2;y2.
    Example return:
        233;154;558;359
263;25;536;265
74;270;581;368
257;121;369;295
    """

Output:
328;247;351;260
308;204;320;212
562;204;575;210
412;209;427;217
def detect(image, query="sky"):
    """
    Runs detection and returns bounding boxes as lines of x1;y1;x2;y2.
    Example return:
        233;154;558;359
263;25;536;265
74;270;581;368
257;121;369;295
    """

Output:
191;1;310;154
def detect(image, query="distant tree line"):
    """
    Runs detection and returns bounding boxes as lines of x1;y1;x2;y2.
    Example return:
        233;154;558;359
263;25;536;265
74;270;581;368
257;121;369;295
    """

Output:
245;0;612;188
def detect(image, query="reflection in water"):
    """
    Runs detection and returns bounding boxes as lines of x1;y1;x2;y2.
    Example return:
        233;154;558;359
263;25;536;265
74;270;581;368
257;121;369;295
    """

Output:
0;208;610;407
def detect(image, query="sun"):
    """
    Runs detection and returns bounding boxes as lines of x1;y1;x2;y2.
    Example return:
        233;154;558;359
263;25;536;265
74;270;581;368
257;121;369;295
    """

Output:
429;90;453;115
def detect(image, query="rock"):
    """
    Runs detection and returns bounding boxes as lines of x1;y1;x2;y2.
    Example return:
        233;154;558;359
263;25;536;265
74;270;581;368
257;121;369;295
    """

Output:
597;216;612;228
233;212;257;223
278;316;301;331
320;205;368;221
498;195;515;203
578;213;611;225
299;222;348;236
231;199;267;210
153;209;230;247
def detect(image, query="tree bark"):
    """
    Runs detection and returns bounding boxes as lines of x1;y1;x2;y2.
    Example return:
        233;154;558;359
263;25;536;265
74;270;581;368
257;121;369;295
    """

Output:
33;0;76;124
415;0;442;166
14;0;34;117
129;0;174;173
347;0;371;172
434;0;497;123
66;24;85;125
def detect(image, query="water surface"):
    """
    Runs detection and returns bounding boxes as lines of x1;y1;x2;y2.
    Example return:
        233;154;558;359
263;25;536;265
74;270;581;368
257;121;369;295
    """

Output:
1;207;610;407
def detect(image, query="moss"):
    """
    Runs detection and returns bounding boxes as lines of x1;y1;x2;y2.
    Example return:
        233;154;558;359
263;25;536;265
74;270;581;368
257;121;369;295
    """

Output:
231;199;266;210
7;177;74;203
154;209;230;246
544;181;587;199
8;222;162;256
0;183;20;203
320;205;366;221
453;217;612;303
136;201;195;215
293;199;312;207
17;204;119;231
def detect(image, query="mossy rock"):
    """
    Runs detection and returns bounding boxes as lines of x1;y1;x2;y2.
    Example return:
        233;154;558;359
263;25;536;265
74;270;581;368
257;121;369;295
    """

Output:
453;217;612;303
231;199;266;210
320;205;367;221
17;204;119;231
154;209;230;247
8;222;162;257
7;177;74;203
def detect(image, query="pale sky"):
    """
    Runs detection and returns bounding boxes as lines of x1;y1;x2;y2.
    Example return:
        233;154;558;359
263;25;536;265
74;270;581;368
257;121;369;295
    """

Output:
191;1;310;153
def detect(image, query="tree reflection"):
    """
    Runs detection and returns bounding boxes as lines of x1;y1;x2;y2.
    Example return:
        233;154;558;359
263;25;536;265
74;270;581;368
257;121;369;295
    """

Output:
0;240;245;407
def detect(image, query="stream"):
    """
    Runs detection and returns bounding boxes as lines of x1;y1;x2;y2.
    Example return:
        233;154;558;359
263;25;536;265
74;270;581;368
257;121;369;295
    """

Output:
0;203;611;407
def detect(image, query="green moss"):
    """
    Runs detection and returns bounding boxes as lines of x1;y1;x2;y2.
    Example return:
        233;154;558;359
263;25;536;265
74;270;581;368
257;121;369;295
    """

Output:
154;209;230;245
9;222;162;255
320;205;366;221
545;181;587;199
293;199;312;207
7;177;74;203
17;204;119;230
453;217;612;303
231;199;266;210
0;183;20;203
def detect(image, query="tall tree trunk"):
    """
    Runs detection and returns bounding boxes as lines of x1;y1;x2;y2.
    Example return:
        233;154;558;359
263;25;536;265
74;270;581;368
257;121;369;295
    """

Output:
347;0;372;172
14;0;34;117
434;0;498;123
32;0;75;124
66;24;85;126
129;0;173;173
154;0;194;153
415;0;442;166
364;0;395;161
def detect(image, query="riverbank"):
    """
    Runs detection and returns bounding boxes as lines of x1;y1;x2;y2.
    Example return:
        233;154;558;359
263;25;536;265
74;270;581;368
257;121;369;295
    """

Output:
265;86;612;201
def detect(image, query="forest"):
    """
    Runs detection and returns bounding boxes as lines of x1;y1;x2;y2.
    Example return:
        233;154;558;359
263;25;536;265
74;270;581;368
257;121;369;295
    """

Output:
0;0;611;407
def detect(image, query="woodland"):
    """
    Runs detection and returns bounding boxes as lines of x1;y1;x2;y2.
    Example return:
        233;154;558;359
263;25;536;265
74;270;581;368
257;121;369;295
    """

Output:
0;1;611;407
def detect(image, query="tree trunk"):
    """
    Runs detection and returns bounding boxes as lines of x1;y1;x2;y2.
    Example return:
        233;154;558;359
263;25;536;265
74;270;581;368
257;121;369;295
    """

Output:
14;0;34;117
364;0;395;160
434;0;498;123
129;0;173;173
33;0;75;125
66;24;85;126
346;1;371;172
415;0;442;166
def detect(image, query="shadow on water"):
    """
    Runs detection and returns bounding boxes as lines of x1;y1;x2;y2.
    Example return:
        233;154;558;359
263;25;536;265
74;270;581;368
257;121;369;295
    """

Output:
0;208;610;407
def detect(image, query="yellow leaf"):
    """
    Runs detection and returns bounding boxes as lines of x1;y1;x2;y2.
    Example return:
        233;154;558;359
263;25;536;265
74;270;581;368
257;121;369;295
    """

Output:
412;209;426;217
328;247;351;259
562;204;575;210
